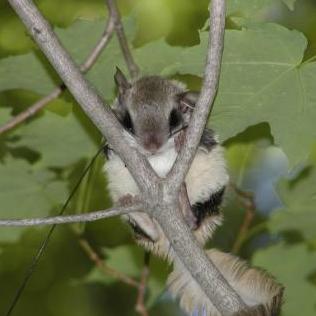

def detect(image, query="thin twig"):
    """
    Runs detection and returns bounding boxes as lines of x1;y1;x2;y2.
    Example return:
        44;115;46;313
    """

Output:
106;0;140;78
231;183;256;254
0;86;65;134
78;237;139;288
135;252;150;316
80;15;115;72
0;13;115;135
0;205;140;226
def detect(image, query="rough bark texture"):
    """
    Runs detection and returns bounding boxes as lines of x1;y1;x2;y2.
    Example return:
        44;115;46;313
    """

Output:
6;0;251;314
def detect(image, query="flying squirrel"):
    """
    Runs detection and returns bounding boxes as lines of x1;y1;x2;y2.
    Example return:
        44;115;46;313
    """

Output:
104;68;283;316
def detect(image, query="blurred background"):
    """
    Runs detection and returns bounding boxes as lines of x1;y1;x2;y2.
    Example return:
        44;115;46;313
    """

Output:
0;0;316;315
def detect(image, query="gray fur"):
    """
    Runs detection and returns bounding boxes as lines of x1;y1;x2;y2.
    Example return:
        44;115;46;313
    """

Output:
113;73;189;153
200;128;218;151
168;249;284;316
106;73;283;315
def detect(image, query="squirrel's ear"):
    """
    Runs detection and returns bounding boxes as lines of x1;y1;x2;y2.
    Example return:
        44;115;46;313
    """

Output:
177;91;199;113
114;67;131;95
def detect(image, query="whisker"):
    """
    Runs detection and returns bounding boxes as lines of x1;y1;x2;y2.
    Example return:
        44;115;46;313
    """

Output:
169;124;188;138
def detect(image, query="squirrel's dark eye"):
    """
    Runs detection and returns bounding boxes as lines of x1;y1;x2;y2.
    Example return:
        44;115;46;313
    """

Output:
169;109;182;130
122;112;134;133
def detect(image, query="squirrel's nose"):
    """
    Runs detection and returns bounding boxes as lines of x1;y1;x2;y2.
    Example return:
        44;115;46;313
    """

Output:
143;133;163;153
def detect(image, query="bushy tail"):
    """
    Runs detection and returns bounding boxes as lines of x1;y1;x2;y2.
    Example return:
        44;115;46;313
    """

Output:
167;249;284;316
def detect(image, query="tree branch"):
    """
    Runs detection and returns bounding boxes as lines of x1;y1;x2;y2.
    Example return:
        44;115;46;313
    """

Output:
0;12;115;135
7;0;250;314
0;87;64;135
0;205;139;226
106;0;140;79
231;184;256;254
167;0;226;190
8;0;158;194
80;11;115;73
8;0;158;192
153;203;247;315
135;252;150;316
78;237;139;288
153;1;247;313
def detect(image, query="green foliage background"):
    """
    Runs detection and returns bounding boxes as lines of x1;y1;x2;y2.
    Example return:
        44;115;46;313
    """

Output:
0;0;316;315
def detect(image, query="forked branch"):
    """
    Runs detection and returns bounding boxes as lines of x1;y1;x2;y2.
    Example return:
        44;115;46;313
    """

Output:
168;1;226;188
7;0;249;314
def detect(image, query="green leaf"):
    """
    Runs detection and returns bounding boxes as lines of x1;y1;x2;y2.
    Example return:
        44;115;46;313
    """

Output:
146;253;168;307
227;0;296;19
38;0;106;25
0;108;12;158
84;245;167;307
11;109;98;168
227;0;274;18
84;245;143;285
105;245;143;276
253;243;316;316
309;143;316;164
0;18;136;100
0;108;11;126
225;137;272;187
269;166;316;241
76;22;312;170
1;21;315;168
46;97;73;116
84;265;115;285
150;23;314;169
0;157;67;242
0;14;33;55
212;24;315;169
0;53;57;95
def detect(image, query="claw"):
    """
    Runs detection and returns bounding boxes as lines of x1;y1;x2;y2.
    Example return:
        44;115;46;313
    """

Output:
127;212;160;242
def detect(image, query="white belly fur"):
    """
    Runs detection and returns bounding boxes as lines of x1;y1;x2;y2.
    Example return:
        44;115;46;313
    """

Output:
104;145;229;205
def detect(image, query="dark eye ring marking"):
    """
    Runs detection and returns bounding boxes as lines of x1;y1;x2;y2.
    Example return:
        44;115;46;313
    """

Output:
122;111;134;133
169;109;182;131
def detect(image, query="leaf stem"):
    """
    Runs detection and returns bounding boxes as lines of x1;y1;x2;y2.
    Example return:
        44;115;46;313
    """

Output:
78;237;139;288
231;184;256;254
302;54;316;65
